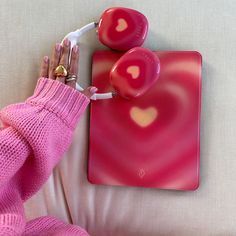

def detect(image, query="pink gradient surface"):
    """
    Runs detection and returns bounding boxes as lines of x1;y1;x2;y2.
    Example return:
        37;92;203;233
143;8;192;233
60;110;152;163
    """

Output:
88;50;202;191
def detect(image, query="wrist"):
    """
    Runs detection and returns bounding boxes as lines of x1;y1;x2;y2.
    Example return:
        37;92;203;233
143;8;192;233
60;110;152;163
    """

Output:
26;77;90;130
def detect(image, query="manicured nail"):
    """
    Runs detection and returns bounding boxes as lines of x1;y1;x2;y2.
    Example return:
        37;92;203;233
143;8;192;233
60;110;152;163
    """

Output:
64;38;70;46
72;45;79;53
43;56;49;63
90;87;98;93
55;43;61;52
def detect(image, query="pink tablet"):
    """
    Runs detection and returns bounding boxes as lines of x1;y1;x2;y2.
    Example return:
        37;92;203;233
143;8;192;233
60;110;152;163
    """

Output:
88;50;202;191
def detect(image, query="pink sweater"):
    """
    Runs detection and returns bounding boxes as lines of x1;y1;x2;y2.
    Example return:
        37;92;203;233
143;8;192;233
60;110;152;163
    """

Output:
0;77;90;235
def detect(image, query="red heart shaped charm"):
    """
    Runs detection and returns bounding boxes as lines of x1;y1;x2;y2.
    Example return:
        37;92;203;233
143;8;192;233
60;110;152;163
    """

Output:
110;47;161;99
98;7;148;51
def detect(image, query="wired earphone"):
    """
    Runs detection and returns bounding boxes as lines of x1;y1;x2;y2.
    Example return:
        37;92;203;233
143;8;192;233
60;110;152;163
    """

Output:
61;7;160;100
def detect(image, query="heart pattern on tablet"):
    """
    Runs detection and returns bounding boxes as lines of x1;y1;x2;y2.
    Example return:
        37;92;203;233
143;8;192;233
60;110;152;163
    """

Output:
89;50;202;191
130;106;158;127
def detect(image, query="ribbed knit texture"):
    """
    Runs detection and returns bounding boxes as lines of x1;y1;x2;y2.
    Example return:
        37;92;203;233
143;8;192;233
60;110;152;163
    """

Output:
0;77;90;235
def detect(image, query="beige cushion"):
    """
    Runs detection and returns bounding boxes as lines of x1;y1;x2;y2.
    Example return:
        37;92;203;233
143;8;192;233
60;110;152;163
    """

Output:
0;0;236;235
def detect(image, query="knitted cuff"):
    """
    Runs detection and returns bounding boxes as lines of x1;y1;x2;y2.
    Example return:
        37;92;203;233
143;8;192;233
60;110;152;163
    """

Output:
26;77;90;130
24;216;89;235
0;214;25;235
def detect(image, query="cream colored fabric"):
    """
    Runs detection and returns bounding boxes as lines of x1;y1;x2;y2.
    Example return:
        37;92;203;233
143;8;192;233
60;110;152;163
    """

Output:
0;0;236;235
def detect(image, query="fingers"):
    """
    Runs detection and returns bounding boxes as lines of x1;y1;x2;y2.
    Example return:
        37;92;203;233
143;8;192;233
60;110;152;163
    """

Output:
45;40;98;100
56;38;71;83
81;86;98;99
66;45;79;89
40;56;49;78
49;43;62;79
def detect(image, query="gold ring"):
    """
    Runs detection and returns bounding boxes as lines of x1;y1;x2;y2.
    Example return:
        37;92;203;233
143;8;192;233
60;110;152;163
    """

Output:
54;65;68;77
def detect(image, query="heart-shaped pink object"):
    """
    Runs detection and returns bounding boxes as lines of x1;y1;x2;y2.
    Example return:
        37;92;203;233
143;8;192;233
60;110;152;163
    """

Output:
98;7;148;51
110;47;161;99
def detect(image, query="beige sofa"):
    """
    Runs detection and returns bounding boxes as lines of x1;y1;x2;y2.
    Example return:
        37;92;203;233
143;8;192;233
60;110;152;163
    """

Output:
1;0;236;235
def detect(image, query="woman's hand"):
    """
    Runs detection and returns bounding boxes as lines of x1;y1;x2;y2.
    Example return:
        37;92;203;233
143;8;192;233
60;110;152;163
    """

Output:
39;38;97;98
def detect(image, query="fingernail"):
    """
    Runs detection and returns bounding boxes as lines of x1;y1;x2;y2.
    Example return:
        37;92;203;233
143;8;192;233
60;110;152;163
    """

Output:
72;45;79;53
55;43;61;52
64;38;70;46
90;87;98;93
43;56;49;63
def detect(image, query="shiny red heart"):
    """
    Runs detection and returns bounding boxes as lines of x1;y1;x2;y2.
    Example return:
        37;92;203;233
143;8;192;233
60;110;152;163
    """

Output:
98;7;148;51
110;47;160;99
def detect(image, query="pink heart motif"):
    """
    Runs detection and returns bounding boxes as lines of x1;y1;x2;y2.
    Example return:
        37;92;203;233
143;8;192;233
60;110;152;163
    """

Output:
126;66;140;79
115;18;128;32
130;106;158;127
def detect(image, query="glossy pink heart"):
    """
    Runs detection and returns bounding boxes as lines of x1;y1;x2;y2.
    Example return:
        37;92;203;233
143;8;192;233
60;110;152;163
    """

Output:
110;47;161;99
98;7;148;51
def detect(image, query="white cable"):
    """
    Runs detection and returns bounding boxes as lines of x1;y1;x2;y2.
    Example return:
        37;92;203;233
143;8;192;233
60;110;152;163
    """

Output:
75;83;113;100
75;22;98;38
61;22;113;100
90;92;113;100
61;22;97;48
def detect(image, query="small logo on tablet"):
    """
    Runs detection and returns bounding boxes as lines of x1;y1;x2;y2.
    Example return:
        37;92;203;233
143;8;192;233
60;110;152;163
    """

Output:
138;168;146;178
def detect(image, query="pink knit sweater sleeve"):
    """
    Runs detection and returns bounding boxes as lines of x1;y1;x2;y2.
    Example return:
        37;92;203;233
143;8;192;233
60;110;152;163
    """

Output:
0;77;90;235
